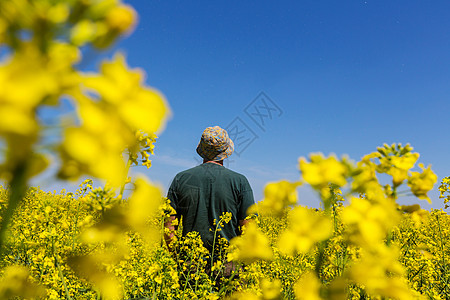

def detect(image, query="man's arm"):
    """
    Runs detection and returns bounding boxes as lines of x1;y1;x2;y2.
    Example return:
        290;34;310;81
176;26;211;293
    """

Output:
239;219;250;227
237;177;255;234
238;219;250;235
165;177;178;248
164;215;177;249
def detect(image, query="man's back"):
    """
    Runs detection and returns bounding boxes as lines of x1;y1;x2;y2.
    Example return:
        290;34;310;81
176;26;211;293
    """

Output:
168;162;254;251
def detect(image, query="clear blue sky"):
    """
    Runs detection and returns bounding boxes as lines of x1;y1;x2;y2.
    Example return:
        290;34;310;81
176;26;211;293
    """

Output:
42;1;450;209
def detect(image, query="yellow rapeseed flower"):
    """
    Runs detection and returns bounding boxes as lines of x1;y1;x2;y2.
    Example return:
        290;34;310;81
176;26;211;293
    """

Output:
226;291;261;300
59;55;169;185
299;154;349;189
105;4;137;33
381;153;419;186
389;153;419;170
228;221;273;264
83;54;169;134
342;196;399;248
407;164;437;203
260;278;281;300
294;271;322;300
248;180;301;217
349;246;412;300
278;206;332;255
0;266;46;299
127;178;163;244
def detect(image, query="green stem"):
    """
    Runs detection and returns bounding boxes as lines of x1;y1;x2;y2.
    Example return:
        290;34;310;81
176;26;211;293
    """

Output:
218;262;241;295
53;239;73;300
0;162;28;257
193;262;201;292
332;204;341;276
119;155;133;200
181;253;195;298
210;219;222;287
391;185;398;200
314;239;329;281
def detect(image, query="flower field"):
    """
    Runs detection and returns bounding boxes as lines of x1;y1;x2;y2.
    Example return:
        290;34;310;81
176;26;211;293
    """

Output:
0;172;449;299
0;0;449;299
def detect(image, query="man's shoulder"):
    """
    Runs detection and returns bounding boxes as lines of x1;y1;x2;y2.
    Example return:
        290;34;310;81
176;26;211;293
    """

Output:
223;167;246;179
174;164;249;183
174;165;203;178
223;168;252;187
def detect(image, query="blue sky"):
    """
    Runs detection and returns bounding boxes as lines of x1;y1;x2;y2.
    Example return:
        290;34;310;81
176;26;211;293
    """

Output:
40;1;450;209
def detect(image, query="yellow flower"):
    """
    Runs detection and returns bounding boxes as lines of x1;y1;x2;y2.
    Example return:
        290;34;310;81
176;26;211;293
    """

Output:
342;196;399;248
58;55;169;184
0;43;73;137
380;153;419;186
82;54;170;134
390;153;419;170
294;271;322;300
0;266;46;299
299;154;349;188
278;206;332;255
127;178;163;244
226;291;261;300
60;126;128;186
0;18;6;44
260;278;281;300
154;276;162;284
228;221;273;264
70;19;98;46
248;180;301;217
407;164;437;203
106;5;137;33
142;160;152;168
352;159;377;189
438;176;450;208
349;246;411;300
46;3;70;24
386;167;408;187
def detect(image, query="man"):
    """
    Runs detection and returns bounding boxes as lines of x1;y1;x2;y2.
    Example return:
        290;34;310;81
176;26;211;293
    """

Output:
165;126;255;252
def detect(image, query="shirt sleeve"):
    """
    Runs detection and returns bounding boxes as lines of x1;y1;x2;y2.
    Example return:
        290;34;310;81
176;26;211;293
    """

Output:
237;177;255;220
167;177;178;214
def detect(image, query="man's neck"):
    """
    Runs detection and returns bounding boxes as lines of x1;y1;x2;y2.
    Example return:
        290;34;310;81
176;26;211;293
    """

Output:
203;159;224;166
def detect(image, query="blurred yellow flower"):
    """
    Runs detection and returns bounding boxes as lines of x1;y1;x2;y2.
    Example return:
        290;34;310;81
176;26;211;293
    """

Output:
407;164;437;203
349;246;412;300
69;255;123;300
380;153;419;186
0;266;46;299
228;221;273;264
351;160;383;198
83;54;169;134
106;4;137;33
342;197;399;247
227;291;261;300
59;54;169;185
127;178;163;244
0;42;78;137
278;206;332;255
299;154;348;188
260;278;281;300
70;19;98;46
294;271;322;300
249;180;301;217
389;153;419;170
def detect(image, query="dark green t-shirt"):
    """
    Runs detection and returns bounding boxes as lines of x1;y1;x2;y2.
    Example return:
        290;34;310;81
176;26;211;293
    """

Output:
167;163;254;250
